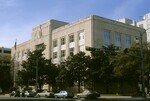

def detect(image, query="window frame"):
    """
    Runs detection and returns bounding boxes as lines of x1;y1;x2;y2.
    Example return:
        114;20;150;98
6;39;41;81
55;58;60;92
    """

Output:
61;37;66;45
53;39;58;47
69;34;74;43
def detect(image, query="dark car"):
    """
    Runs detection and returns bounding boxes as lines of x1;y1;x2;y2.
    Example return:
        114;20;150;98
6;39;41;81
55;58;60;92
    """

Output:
22;91;37;97
47;92;55;98
76;90;100;99
0;88;2;94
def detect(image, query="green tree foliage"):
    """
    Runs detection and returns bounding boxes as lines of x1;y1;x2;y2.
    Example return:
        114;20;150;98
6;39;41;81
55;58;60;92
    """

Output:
56;62;74;91
18;44;59;91
65;52;91;93
90;45;118;93
44;59;59;91
111;43;150;94
18;44;47;90
0;54;11;92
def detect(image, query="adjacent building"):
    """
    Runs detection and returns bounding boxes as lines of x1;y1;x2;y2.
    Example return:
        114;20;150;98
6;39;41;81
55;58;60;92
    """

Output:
11;15;146;86
0;47;11;55
137;13;150;42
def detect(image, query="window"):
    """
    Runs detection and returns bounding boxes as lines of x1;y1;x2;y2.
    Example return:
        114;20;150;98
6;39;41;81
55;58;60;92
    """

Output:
79;45;85;52
69;34;74;43
27;49;30;53
36;43;44;50
4;50;11;54
22;50;25;57
61;37;66;45
61;50;65;57
139;24;143;28
69;48;74;55
17;52;20;58
104;31;110;46
114;33;121;47
79;31;84;40
13;53;16;58
53;52;57;59
125;34;131;48
53;39;57;47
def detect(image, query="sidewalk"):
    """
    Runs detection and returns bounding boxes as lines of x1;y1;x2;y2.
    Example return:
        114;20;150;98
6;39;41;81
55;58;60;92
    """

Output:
0;94;10;97
100;95;132;99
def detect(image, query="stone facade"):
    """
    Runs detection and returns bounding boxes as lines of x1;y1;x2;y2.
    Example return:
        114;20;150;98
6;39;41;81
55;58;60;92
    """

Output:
11;15;146;73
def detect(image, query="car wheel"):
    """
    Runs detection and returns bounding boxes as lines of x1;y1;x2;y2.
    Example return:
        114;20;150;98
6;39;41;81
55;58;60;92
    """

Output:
63;95;66;98
86;96;90;99
55;95;57;98
45;95;47;98
77;95;80;99
37;95;40;98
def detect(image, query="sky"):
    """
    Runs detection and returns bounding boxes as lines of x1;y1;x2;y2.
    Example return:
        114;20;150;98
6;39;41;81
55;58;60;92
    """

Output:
0;0;150;48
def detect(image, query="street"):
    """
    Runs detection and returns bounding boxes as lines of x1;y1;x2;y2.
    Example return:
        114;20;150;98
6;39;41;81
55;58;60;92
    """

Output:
0;94;150;101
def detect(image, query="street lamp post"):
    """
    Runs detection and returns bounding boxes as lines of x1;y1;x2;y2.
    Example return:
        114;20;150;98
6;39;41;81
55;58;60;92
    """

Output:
139;32;145;97
36;57;38;90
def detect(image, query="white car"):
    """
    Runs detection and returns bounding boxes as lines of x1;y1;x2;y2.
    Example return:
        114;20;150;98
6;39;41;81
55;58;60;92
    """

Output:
36;90;51;98
54;90;74;98
24;91;29;97
76;90;100;99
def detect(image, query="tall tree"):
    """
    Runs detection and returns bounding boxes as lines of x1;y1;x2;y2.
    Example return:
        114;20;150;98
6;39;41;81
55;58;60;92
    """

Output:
56;62;74;91
65;52;91;93
89;44;118;93
111;44;149;94
44;59;59;91
18;44;47;90
0;54;11;92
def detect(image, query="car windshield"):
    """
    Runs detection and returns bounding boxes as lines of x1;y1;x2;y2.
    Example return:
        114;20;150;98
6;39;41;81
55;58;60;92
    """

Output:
83;90;89;93
60;91;66;93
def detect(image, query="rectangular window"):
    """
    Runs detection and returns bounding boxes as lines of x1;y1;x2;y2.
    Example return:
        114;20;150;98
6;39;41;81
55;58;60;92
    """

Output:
13;53;16;59
69;34;74;43
125;34;131;48
61;50;65;57
79;45;85;52
139;24;143;28
36;43;44;50
79;31;84;40
4;50;11;54
22;50;25;57
114;33;121;47
104;31;110;46
53;52;57;59
53;39;57;47
17;52;20;58
69;48;74;55
61;37;66;45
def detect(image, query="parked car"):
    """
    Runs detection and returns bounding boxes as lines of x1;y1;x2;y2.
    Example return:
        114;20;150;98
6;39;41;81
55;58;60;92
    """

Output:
36;90;53;98
47;92;55;98
10;90;20;97
23;91;37;97
54;90;74;98
10;91;16;97
76;90;100;99
0;88;2;94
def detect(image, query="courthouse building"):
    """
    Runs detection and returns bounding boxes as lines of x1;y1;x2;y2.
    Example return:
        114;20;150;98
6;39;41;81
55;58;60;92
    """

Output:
11;15;146;73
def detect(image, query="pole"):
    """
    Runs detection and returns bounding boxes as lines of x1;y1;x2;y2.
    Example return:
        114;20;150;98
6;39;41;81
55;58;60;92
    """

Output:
13;61;16;87
36;57;38;90
140;32;145;97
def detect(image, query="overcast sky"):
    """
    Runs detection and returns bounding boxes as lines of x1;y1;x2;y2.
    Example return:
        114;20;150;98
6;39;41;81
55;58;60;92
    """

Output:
0;0;150;48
